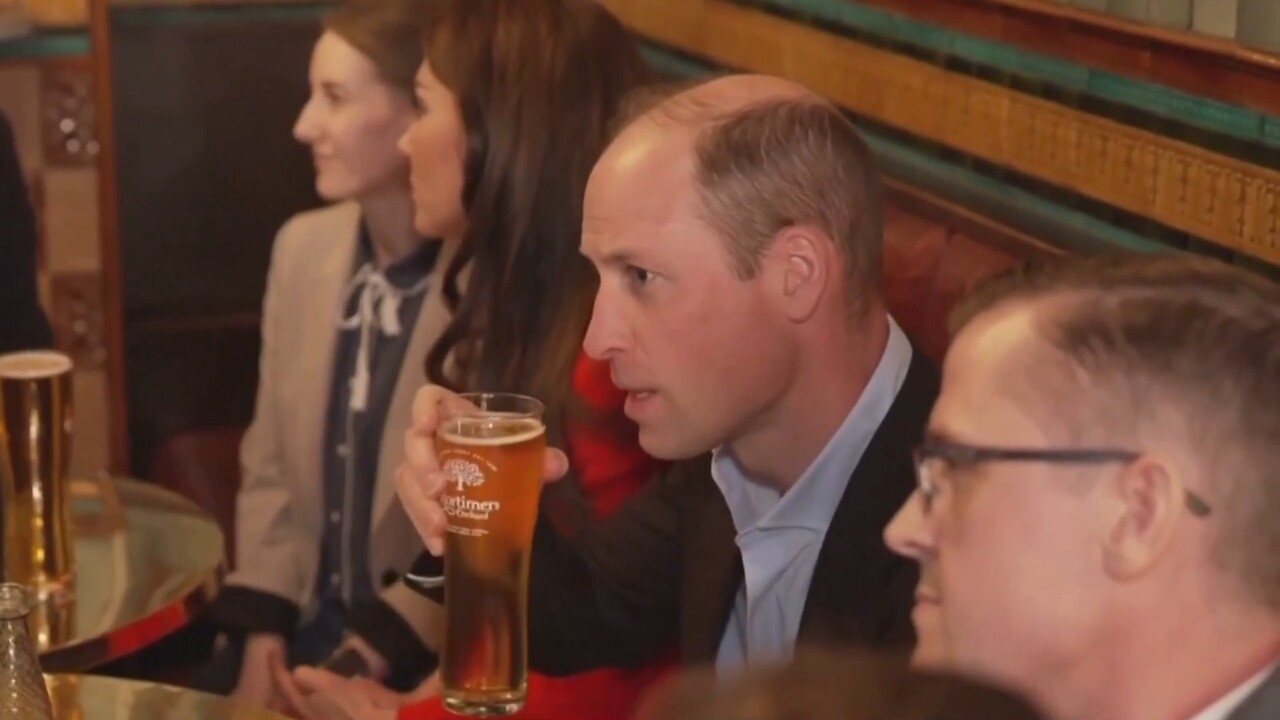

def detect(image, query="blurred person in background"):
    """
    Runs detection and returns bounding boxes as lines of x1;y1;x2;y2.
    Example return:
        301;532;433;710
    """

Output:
0;109;53;353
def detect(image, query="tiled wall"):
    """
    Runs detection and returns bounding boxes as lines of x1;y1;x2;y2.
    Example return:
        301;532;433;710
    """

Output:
0;45;114;479
1050;0;1277;49
611;0;1280;276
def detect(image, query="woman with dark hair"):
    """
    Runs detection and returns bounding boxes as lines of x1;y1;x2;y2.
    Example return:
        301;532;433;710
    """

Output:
409;0;662;536
269;1;676;718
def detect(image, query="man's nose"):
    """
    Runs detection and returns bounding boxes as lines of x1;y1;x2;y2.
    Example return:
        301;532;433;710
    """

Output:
884;491;935;562
583;286;629;360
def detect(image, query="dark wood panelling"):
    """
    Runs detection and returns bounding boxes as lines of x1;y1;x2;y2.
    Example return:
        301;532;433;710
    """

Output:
108;12;321;475
89;0;128;472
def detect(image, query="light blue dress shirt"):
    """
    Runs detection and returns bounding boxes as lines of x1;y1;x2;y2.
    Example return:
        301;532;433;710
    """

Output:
712;316;912;672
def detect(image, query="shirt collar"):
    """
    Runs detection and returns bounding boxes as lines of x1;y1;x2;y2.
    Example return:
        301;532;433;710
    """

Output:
1188;661;1278;720
712;316;913;537
354;221;442;287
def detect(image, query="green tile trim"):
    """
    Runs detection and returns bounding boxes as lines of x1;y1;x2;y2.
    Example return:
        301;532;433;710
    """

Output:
640;45;710;79
863;130;1168;256
1264;117;1280;146
0;30;90;59
110;2;331;27
747;0;1280;146
1087;72;1263;141
640;41;1169;258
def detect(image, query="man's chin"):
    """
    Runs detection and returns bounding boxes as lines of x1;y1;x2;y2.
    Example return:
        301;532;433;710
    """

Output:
908;638;953;672
637;426;706;461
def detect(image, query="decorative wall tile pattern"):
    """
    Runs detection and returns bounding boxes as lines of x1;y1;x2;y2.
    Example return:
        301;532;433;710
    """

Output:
48;270;106;370
602;0;1280;264
4;50;112;476
39;57;97;167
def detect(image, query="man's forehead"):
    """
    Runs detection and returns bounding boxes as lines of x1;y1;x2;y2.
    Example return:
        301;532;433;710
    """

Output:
585;121;698;231
934;303;1061;443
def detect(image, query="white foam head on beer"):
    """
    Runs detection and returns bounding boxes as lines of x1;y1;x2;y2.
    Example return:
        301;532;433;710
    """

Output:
441;416;544;446
0;351;73;380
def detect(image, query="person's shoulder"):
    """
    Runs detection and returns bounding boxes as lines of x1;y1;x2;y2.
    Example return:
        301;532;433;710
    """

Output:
269;201;360;268
275;201;360;247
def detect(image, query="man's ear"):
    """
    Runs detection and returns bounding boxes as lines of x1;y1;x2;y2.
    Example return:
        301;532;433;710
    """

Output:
1100;454;1184;581
769;224;833;322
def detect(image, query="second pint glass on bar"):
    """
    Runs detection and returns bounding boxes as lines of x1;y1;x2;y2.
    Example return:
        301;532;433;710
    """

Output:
437;393;546;716
0;351;74;597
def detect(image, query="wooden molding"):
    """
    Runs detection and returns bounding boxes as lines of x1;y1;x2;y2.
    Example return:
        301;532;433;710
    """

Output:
604;0;1280;263
87;0;129;473
883;178;1065;262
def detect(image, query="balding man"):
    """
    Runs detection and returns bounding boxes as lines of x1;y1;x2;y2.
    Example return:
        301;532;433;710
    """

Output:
885;253;1280;720
396;74;937;673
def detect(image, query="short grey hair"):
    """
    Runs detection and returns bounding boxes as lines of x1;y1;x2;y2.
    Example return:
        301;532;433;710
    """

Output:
953;252;1280;611
689;97;884;316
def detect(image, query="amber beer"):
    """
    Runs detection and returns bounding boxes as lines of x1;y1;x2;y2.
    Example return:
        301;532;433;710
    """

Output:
0;351;74;595
437;393;546;716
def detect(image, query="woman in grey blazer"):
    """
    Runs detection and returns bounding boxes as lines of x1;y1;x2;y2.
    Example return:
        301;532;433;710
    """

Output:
196;0;450;707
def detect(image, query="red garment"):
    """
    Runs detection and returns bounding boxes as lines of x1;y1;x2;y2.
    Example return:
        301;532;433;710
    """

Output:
398;352;675;720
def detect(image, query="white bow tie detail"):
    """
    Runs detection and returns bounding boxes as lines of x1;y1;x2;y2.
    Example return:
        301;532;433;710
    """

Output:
337;263;428;411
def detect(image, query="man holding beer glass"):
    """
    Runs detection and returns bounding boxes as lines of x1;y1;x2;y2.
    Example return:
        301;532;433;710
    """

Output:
397;74;936;707
431;393;547;715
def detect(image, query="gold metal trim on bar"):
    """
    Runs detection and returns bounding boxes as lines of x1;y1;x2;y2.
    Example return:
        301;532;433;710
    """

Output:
602;0;1280;263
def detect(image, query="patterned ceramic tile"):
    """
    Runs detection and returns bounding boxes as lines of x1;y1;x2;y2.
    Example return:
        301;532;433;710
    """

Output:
48;270;105;370
605;0;1280;263
39;58;97;167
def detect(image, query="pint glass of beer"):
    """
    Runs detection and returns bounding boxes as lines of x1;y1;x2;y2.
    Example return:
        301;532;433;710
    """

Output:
0;351;74;596
437;392;546;716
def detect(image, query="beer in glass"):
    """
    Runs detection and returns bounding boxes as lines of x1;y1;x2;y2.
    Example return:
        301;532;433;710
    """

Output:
0;351;74;595
437;392;546;716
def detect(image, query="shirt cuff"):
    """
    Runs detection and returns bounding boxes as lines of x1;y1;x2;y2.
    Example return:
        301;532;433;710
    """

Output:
210;585;299;639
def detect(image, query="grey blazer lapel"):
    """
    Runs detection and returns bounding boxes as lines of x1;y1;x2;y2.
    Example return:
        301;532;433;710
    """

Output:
371;238;458;526
286;203;360;538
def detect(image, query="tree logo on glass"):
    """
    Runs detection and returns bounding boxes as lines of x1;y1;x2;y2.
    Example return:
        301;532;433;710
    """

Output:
444;458;485;494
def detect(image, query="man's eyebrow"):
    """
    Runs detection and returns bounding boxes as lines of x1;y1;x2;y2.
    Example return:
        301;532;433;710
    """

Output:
922;427;964;446
597;250;639;267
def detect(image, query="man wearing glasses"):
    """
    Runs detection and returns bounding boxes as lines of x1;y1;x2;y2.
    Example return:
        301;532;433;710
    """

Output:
885;253;1280;720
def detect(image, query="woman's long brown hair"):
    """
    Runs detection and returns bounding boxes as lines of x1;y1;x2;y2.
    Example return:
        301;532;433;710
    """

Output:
422;0;652;419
